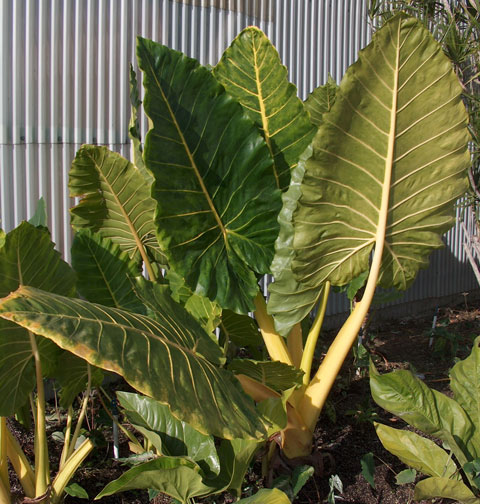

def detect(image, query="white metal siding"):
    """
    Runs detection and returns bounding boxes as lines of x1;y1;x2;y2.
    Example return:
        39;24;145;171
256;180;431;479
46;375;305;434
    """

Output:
0;0;476;315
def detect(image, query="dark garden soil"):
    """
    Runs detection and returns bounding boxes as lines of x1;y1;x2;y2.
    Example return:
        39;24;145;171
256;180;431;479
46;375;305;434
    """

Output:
7;298;480;504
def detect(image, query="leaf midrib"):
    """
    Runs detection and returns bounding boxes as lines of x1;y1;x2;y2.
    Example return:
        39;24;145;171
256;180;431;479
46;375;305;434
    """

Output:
89;150;156;280
252;38;279;189
2;305;212;363
143;51;228;243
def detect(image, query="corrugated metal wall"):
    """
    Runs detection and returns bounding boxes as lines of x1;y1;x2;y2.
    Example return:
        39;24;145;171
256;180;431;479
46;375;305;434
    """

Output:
0;0;477;316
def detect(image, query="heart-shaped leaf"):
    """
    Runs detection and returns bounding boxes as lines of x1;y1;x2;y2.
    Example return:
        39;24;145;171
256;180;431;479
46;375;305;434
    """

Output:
292;14;469;293
0;222;75;415
214;27;316;191
138;37;281;313
69;145;166;272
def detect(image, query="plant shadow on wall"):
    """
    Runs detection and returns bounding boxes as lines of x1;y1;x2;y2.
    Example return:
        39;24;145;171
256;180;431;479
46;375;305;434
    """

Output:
0;11;473;504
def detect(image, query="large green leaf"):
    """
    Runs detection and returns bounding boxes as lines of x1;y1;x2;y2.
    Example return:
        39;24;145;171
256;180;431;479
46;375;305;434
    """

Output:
292;14;470;293
450;336;480;454
117;391;220;477
0;286;267;440
414;477;480;504
95;457;207;503
96;437;264;503
370;368;475;465
0;222;75;416
69;145;166;269
374;422;459;479
138;37;281;313
71;230;144;313
214;27;316;191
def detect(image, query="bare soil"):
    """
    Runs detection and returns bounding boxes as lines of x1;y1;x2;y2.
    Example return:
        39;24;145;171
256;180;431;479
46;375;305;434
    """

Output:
7;301;480;504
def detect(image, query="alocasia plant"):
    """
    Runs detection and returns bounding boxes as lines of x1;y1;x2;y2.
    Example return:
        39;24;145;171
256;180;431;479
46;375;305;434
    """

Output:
0;16;471;501
371;336;480;503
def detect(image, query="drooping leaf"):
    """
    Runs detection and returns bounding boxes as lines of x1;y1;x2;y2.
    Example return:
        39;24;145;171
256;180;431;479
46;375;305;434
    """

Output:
450;336;480;450
95;457;207;503
214;26;316;191
0;222;75;416
55;355;103;408
370;368;475;464
292;14;470;294
0;286;267;440
374;422;459;479
71;230;144;313
117;391;220;477
28;197;48;227
138;37;281;313
69;145;166;269
414;476;480;504
267;146;323;335
304;75;339;127
228;359;304;392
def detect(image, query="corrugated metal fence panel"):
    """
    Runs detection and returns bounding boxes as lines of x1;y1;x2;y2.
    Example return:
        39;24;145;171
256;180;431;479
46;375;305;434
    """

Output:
0;0;476;314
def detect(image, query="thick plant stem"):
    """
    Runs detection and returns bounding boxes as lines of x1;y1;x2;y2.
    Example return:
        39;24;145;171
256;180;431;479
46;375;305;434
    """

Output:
6;428;35;498
29;331;50;496
51;438;94;504
0;417;9;494
300;282;330;385
0;475;10;504
287;324;303;368
66;366;92;461
254;293;293;366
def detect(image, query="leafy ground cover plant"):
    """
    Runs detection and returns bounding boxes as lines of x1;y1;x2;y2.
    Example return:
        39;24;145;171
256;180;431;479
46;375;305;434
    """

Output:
370;336;480;503
0;11;471;500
